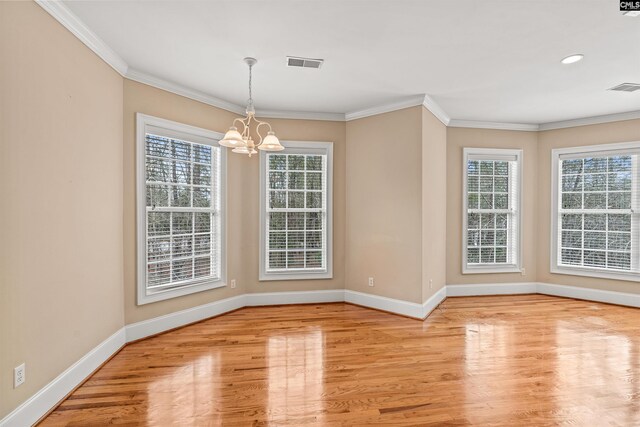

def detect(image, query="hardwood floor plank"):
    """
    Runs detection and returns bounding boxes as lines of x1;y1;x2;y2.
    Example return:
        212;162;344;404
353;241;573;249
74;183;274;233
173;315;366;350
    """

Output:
40;296;640;426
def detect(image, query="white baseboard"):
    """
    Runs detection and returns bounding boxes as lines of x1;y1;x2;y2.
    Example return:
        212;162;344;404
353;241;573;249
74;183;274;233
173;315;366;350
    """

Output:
422;287;447;317
125;295;246;342
446;282;537;297
344;290;424;319
0;328;126;427
446;282;640;308
246;289;345;306
4;283;639;426
538;283;640;308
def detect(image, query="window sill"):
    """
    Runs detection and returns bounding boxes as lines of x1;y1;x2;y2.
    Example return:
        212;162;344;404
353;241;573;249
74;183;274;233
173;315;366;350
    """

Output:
551;265;640;283
259;270;333;281
463;265;522;274
137;279;227;305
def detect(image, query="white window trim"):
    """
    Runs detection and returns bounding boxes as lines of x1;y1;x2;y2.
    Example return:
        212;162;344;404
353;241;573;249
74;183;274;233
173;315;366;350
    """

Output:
259;141;333;281
136;113;227;305
550;141;640;283
462;147;523;274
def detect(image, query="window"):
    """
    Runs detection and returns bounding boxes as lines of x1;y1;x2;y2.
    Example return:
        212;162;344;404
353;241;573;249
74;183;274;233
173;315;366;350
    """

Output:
551;142;640;282
259;141;333;281
463;148;522;273
136;114;226;304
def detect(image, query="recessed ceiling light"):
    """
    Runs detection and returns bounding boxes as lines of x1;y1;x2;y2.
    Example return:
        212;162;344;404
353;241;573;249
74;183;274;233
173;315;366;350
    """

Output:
561;54;584;65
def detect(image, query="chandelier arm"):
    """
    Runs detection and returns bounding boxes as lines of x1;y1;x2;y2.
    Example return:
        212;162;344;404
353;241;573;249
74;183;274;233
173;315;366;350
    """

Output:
233;117;247;134
254;121;272;146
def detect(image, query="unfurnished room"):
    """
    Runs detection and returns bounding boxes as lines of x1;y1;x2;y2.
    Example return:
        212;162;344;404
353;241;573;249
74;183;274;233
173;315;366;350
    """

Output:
1;1;640;426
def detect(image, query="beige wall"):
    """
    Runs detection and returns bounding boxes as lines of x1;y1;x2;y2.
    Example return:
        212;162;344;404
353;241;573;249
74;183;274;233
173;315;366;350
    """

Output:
446;127;538;285
345;107;424;303
0;2;124;419
537;119;640;294
123;80;346;324
421;107;448;302
5;1;640;420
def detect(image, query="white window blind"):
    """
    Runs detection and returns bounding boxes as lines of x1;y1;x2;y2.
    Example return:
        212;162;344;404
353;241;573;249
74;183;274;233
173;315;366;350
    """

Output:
259;142;333;281
554;146;640;279
463;148;522;273
136;114;226;305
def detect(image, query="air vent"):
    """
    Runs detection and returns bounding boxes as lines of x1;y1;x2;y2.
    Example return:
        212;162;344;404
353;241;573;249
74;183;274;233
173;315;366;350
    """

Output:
609;83;640;92
286;56;324;69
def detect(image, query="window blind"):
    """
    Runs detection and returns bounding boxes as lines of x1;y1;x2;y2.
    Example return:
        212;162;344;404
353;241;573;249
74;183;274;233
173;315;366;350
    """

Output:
145;133;222;292
464;150;520;270
557;152;639;272
265;153;327;272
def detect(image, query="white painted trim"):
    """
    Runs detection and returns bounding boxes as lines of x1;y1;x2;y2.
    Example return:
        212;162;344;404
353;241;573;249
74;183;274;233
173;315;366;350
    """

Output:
4;284;639;425
550;141;640;283
0;328;126;427
246;290;344;306
446;282;640;308
462;148;523;274
422;287;447;317
256;109;344;122
344;290;424;319
449;119;539;132
35;0;128;76
126;70;345;121
422;95;451;126
259;141;334;281
447;282;538;296
537;283;640;308
135;113;228;305
344;95;425;121
125;295;246;342
33;2;640;129
127;290;343;342
539;110;640;131
127;70;246;115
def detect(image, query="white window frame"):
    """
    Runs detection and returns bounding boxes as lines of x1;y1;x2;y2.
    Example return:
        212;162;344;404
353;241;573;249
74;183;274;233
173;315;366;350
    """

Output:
136;113;227;305
550;141;640;282
259;141;333;281
462;147;523;274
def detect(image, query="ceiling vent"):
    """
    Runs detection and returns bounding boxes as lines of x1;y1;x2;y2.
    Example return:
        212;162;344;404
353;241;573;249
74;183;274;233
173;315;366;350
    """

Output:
608;83;640;92
286;56;323;69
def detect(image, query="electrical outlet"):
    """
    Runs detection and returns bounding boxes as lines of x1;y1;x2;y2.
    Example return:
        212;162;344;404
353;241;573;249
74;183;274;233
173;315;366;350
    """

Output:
521;268;526;276
429;279;433;289
230;279;236;289
14;363;25;388
368;277;374;287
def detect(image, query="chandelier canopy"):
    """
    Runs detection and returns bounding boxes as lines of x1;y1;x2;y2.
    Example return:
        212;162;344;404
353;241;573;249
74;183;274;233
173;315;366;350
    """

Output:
219;57;284;157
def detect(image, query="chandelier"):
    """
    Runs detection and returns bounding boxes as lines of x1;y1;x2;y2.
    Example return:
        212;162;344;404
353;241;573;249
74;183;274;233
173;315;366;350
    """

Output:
219;57;284;156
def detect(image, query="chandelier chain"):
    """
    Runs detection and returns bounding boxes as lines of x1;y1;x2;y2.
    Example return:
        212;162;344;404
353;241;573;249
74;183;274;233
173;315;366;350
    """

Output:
248;62;253;104
219;57;283;156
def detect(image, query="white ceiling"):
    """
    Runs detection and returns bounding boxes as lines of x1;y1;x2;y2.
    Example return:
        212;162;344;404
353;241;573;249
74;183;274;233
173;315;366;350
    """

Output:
62;0;640;125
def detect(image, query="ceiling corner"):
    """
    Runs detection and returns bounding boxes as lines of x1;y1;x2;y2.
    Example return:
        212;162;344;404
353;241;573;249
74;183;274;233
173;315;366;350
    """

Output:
36;0;129;76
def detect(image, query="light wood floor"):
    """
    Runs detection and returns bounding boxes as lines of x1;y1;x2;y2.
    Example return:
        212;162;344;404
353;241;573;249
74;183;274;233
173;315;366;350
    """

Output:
40;295;640;426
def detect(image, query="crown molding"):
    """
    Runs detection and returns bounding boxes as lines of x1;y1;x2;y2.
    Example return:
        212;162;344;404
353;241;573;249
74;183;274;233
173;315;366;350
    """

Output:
448;119;539;132
125;69;246;115
256;109;345;121
36;0;128;76
422;95;451;125
33;0;640;131
344;95;425;121
538;110;640;131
